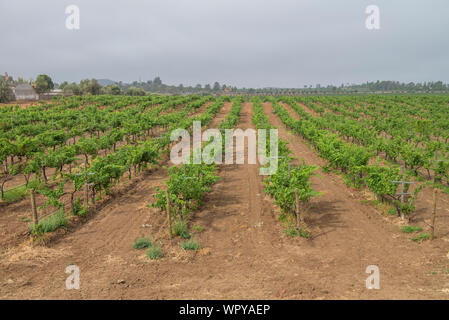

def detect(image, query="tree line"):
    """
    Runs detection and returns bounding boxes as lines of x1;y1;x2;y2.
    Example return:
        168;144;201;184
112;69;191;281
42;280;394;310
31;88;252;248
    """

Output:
2;73;449;104
57;77;233;96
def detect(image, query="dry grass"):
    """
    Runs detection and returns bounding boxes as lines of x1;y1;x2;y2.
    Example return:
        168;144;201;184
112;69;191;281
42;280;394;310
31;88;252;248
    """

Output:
0;243;69;267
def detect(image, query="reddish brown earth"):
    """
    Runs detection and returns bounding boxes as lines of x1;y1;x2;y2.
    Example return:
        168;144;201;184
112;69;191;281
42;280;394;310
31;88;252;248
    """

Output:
1;102;449;299
0;101;40;109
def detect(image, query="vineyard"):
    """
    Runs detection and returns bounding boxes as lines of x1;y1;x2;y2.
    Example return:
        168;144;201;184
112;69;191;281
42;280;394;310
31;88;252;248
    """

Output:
1;94;449;299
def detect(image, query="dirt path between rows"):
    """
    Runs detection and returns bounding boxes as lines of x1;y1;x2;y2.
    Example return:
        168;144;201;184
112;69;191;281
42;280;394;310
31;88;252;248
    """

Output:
1;102;448;299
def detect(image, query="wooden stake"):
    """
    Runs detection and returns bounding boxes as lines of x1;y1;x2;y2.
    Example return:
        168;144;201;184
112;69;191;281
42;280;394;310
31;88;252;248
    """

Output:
295;188;300;230
84;182;89;208
181;202;186;223
91;187;95;205
400;166;405;220
30;190;38;226
70;192;75;214
166;191;172;239
431;188;437;240
84;158;89;208
431;151;438;240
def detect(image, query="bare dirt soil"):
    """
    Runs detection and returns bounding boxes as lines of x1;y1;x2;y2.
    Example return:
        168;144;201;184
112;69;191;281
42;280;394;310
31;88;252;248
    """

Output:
1;102;449;299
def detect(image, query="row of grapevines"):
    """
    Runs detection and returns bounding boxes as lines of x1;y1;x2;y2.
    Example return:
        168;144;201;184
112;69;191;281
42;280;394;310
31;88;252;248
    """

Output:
267;97;414;216
150;97;243;238
251;97;319;234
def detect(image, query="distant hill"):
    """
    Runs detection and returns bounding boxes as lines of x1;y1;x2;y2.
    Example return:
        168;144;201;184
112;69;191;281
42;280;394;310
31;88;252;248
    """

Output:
97;79;116;86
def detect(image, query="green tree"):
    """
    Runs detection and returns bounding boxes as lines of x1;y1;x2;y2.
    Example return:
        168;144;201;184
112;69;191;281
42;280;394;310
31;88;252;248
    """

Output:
59;81;68;90
79;79;90;94
63;83;82;95
15;77;26;84
126;86;146;96
0;77;13;103
88;79;101;95
80;79;101;95
35;74;54;94
153;77;162;86
102;84;122;95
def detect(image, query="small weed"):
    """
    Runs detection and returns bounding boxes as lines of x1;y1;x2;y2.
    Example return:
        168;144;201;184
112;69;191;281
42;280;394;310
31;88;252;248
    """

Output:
31;210;67;235
3;185;28;203
285;225;298;237
387;208;397;216
181;239;200;251
173;219;190;239
285;224;310;238
192;225;204;233
132;237;152;249
20;216;32;223
278;212;288;222
401;225;423;233
146;245;163;260
299;228;310;239
411;233;430;243
73;198;87;217
343;174;363;189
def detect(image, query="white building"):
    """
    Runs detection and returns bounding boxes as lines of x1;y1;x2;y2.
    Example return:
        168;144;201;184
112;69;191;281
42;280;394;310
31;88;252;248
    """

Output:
11;84;39;101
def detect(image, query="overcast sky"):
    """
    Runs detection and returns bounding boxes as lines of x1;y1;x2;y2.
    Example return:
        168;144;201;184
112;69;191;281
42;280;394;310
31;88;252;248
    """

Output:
1;0;448;88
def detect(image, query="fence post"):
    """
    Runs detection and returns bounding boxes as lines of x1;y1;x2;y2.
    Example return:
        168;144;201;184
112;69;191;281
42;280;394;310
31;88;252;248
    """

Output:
431;187;437;240
295;188;300;229
91;186;95;205
84;159;89;208
30;190;38;226
84;181;89;208
431;150;439;240
166;190;172;239
400;166;405;220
